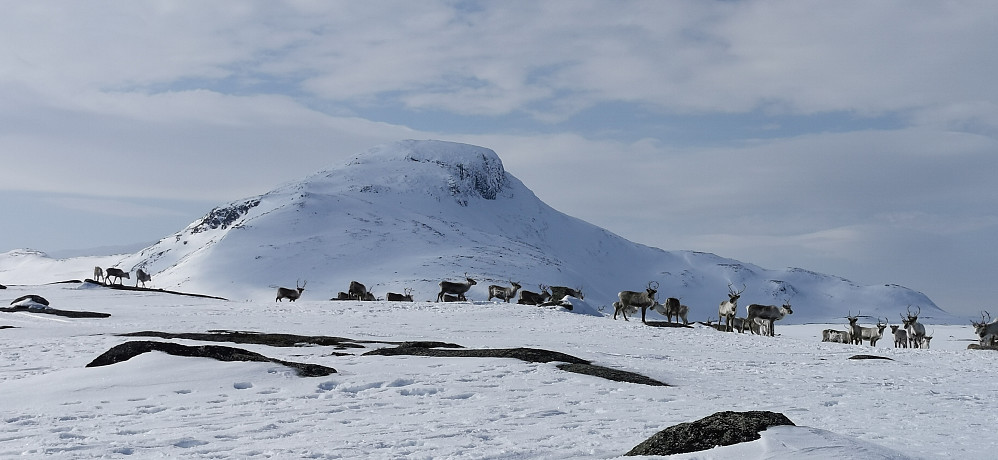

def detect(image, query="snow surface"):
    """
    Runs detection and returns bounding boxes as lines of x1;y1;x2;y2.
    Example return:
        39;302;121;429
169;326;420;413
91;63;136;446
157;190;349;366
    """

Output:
0;140;959;324
1;282;993;459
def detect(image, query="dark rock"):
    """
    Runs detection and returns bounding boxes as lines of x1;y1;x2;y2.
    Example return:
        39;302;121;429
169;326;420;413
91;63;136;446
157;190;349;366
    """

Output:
849;354;894;360
364;345;589;364
121;330;372;349
644;321;694;328
625;410;795;456
86;340;335;377
0;284;6;289
94;282;228;300
365;345;668;386
190;198;261;234
1;305;110;318
556;363;668;386
11;294;49;306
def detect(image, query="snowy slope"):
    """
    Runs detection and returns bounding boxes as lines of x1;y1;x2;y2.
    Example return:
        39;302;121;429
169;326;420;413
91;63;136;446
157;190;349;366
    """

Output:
0;139;953;323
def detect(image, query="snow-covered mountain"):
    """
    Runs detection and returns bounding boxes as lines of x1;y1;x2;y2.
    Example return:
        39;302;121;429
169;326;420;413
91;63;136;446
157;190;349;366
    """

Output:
0;140;953;323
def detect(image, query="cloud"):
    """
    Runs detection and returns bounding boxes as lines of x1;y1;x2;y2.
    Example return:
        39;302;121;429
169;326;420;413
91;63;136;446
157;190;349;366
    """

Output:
7;2;996;126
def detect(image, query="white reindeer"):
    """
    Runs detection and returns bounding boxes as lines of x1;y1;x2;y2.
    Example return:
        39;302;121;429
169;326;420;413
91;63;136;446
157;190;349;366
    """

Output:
858;318;888;346
921;332;933;349
822;329;850;343
488;281;521;303
718;283;745;332
972;311;998;347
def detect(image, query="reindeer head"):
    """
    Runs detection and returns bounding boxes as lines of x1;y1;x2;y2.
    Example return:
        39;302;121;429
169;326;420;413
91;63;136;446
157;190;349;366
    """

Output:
646;281;660;299
296;279;307;294
972;311;992;335
901;305;921;327
781;299;793;315
846;310;860;326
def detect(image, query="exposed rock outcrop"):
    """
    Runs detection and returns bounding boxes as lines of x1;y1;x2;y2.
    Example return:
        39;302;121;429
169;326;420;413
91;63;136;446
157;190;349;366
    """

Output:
626;410;795;456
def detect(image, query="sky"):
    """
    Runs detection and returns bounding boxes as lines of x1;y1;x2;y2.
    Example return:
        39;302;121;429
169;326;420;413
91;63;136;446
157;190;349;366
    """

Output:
2;1;996;317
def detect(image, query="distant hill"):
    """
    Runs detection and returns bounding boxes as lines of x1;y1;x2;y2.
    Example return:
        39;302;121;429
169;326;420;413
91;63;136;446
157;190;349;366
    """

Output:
0;140;956;323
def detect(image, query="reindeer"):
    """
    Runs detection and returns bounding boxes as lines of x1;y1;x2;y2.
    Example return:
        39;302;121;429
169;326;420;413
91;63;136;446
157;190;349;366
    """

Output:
719;283;746;332
729;317;749;334
822;329;850;343
614;281;659;323
348;281;368;301
901;305;926;348
549;286;584;301
659;297;683;324
741;300;793;336
437;275;476;302
517;285;551;305
135;268;152;288
858;318;888;346
675;303;691;325
890;325;908;348
104;267;130;285
846;312;864;345
971;311;998;347
488;281;521;303
387;288;414;302
93;266;104;283
276;280;306;302
921;331;933;349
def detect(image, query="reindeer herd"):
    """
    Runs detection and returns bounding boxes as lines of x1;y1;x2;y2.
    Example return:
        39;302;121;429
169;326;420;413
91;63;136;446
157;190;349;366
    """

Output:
822;306;933;348
298;276;584;307
83;265;985;348
91;266;151;288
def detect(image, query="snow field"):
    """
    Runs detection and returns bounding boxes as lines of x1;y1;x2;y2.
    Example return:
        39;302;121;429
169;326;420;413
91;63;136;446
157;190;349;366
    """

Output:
1;283;994;458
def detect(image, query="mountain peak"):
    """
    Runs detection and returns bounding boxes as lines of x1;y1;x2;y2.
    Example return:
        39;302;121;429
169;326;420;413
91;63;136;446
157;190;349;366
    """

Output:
341;140;507;202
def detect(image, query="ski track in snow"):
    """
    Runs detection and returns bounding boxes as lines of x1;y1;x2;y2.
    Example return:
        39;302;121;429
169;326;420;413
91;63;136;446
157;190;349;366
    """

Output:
1;284;996;459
